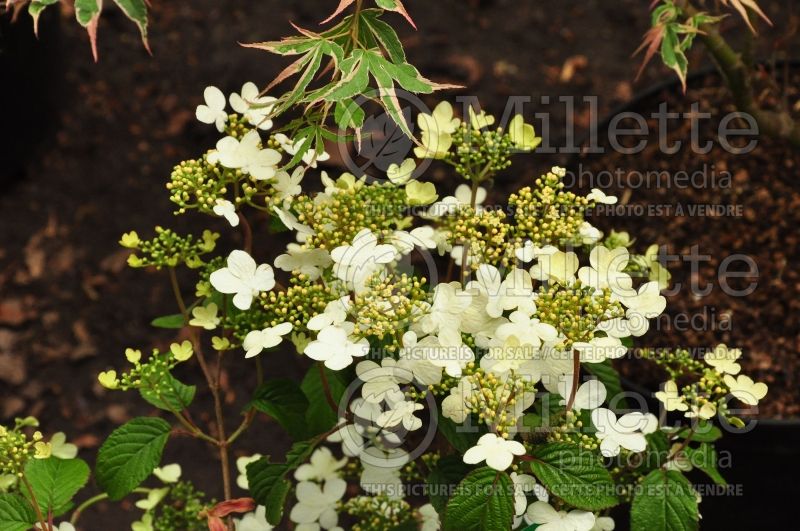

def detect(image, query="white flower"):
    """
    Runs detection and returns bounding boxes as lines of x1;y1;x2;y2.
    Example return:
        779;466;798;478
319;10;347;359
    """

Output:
525;501;595;531
530;246;579;284
153;463;182;483
418;503;440;531
387;158;416;185
236;454;262;490
723;374;768;406
359;447;408;498
469;265;535;318
577;246;634;297
591;516;615;531
135;487;169;510
397;331;444;386
587;188;618;205
495;311;559;347
463;433;526;471
190;303;221;330
390;226;438;254
654;381;688;412
214;130;282;181
196;86;228;131
558;379;606;412
578;222;603;245
331;229;397;291
574;336;627;364
289;478;346;529
686;402;717;420
515;240;539;263
48;432;78;459
418;281;472;335
230;82;276;130
620;281;666;318
591;408;658;457
594;311;650;338
441;376;476;423
274;244;331;280
294;447;347;482
307;297;351;330
304;325;369;370
243;322;293;358
414;101;460;159
210;250;275;310
213;199;240;227
356;358;411;404
273;167;305;203
704;344;742;375
510;472;548;516
235;505;274;531
376;399;424;431
36;523;75;531
273;206;315;241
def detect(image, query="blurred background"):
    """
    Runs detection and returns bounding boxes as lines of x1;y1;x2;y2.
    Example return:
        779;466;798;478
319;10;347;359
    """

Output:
1;0;798;528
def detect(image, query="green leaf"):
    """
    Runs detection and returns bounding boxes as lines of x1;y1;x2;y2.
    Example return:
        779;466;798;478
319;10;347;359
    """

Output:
96;417;171;500
112;0;149;51
676;422;722;443
139;372;196;412
265;478;291;525
631;470;698;531
0;494;36;531
361;10;406;63
28;0;60;35
74;0;102;26
334;99;366;130
644;431;670;470
301;365;345;438
250;379;310;439
150;314;185;329
684;443;726;486
528;443;618;511
427;455;470;514
585;359;629;410
443;467;514;531
24;458;90;517
437;416;481;454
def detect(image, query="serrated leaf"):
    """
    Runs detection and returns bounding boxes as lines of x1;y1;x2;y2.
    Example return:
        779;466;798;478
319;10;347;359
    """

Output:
529;443;618;511
150;313;185;329
676;422;721;442
321;0;356;24
301;365;345;438
631;470;698;531
443;467;514;531
74;0;102;61
361;10;406;63
684;443;726;486
96;417;171;500
438;416;481;455
334;99;366;130
265;478;291;525
585;359;629;410
374;0;416;28
427;455;470;514
139;372;196;412
28;0;59;36
0;494;36;531
246;441;312;526
250;379;309;439
23;458;90;517
112;0;149;53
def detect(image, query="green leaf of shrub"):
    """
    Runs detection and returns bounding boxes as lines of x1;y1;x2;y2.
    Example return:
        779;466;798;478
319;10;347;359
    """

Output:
437;416;481;454
24;458;90;517
246;441;313;526
96;417;171;500
150;313;185;329
0;494;36;531
631;469;698;531
250;379;309;439
301;365;345;438
427;455;470;513
443;467;514;531
112;0;149;50
528;443;618;511
684;443;727;486
139;372;196;412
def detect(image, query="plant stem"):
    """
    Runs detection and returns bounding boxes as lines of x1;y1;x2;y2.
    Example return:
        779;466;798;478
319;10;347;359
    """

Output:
168;267;188;318
682;0;800;147
20;475;49;531
564;349;582;412
238;212;253;254
318;362;339;414
70;489;149;525
459;180;481;286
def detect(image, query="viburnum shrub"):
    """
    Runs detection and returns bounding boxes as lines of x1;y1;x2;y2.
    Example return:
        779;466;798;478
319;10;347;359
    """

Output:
0;2;770;531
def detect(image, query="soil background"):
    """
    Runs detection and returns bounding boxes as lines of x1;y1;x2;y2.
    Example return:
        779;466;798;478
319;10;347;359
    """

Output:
1;0;798;529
